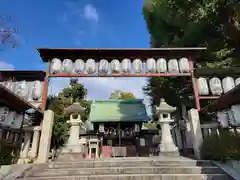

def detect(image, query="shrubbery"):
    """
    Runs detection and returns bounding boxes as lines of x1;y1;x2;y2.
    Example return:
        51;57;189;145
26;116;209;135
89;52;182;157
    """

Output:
0;147;15;165
201;129;240;162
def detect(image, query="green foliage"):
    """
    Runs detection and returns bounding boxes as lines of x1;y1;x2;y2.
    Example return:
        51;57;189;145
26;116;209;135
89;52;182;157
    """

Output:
0;147;14;165
143;77;193;118
109;90;136;99
143;0;240;63
201;130;240;162
46;79;90;149
142;121;158;129
142;0;240;115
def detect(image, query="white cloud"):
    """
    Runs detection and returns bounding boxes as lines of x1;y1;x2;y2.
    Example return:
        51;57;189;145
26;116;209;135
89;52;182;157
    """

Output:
48;77;151;114
0;61;15;70
83;4;99;23
62;2;99;23
59;2;99;43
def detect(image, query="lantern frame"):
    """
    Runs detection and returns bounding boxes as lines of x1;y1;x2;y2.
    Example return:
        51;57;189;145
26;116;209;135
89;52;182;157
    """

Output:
36;47;207;112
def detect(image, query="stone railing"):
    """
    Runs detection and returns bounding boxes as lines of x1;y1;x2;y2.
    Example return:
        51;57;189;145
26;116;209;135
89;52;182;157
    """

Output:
200;122;220;139
16;126;41;164
200;122;239;139
0;125;41;165
0;127;22;165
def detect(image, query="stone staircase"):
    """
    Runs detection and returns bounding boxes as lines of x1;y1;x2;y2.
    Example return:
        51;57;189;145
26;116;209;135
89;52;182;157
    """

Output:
17;156;234;180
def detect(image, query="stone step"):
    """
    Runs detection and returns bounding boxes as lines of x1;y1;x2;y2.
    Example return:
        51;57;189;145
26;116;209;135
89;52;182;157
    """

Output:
17;173;232;180
48;160;214;169
27;167;224;177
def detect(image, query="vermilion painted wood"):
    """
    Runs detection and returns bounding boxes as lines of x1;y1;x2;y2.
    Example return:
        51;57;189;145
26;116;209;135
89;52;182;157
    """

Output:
48;73;192;77
189;58;201;111
199;96;219;100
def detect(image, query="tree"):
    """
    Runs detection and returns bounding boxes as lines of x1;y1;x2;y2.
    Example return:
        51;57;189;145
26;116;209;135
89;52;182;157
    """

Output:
142;0;240;116
46;79;90;149
0;16;20;51
142;121;158;129
109;90;136;99
143;0;240;64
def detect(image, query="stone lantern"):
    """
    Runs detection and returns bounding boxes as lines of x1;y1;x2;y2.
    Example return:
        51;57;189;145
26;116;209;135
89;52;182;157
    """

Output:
156;98;179;156
63;102;85;153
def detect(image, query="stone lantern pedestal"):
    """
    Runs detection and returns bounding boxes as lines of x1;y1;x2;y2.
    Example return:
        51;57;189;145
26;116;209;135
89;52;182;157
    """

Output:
156;98;179;156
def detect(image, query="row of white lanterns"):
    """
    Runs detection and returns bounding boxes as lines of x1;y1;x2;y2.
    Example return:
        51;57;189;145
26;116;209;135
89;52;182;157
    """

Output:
0;107;24;129
197;76;240;95
217;104;240;128
1;80;43;101
50;58;191;74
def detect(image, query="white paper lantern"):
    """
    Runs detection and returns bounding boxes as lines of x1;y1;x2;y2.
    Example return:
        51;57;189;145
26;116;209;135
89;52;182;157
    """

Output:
62;59;73;73
5;111;16;127
0;106;9;123
156;58;167;73
31;81;42;101
133;59;143;73
217;111;229;128
196;77;209;95
11;113;24;129
111;59;121;73
122;59;131;73
74;59;85;74
146;58;156;73
209;77;223;95
0;114;7;124
222;76;235;94
51;58;62;74
0;106;9;114
4;80;16;92
168;59;179;73
86;59;96;74
178;57;190;73
227;110;237;126
235;77;240;86
231;105;240;125
99;59;109;74
15;81;29;99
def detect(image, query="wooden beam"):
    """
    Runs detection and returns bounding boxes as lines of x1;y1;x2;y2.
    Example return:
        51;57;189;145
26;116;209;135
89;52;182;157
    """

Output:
37;47;206;62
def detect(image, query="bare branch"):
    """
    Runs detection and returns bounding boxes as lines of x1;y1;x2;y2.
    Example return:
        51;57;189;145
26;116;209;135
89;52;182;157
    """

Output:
0;15;20;51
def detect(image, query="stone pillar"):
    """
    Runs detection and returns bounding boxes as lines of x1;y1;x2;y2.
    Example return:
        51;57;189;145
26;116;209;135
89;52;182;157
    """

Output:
175;126;183;150
185;122;193;149
188;108;203;159
0;129;3;152
95;141;99;158
37;110;54;163
17;129;32;164
202;128;209;138
14;132;20;145
31;126;41;158
156;98;179;156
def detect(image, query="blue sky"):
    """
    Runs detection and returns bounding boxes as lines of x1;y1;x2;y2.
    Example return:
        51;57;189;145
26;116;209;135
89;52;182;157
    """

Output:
0;0;151;113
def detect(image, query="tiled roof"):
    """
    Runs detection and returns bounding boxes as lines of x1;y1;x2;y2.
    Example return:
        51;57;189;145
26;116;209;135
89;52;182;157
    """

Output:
88;99;150;123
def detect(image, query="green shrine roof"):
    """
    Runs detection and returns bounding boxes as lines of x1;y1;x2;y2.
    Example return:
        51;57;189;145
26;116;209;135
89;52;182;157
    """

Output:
88;99;150;123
